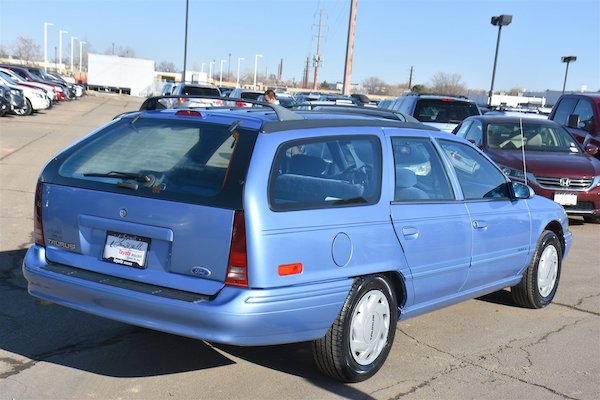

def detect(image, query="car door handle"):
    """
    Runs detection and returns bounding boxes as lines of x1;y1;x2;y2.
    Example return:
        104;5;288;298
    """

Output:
402;226;419;240
472;220;488;230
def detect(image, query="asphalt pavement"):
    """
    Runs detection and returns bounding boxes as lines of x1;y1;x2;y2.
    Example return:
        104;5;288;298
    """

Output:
0;94;598;400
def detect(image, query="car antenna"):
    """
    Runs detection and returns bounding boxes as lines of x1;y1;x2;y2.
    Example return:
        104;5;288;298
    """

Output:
519;117;528;185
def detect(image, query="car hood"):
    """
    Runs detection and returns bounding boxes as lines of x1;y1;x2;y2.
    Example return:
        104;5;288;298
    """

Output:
487;149;600;177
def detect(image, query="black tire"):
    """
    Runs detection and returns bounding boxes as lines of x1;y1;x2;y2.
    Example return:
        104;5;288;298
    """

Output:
15;99;32;116
583;215;600;224
511;230;562;309
312;274;398;382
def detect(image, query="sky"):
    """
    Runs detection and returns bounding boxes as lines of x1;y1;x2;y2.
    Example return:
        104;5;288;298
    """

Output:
1;0;598;92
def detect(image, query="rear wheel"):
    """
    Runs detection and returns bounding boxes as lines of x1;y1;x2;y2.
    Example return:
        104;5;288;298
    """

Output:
511;230;562;309
312;274;397;382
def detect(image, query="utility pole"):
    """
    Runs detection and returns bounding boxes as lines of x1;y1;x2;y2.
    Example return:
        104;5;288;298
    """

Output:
342;0;358;95
312;9;324;90
182;0;189;83
278;58;283;83
303;56;310;89
408;66;413;90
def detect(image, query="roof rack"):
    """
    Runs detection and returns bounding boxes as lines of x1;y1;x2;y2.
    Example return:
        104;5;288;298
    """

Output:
138;95;303;122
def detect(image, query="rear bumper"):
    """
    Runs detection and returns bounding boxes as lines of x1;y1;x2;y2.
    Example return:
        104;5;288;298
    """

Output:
23;245;352;346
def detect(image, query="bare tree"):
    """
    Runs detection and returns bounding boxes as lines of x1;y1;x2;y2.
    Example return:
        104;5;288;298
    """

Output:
429;72;467;95
12;36;41;64
508;87;525;96
157;61;178;72
117;46;136;58
0;45;9;58
362;76;387;94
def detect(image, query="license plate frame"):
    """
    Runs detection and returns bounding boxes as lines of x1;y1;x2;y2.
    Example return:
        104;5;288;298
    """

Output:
102;231;150;269
553;192;578;206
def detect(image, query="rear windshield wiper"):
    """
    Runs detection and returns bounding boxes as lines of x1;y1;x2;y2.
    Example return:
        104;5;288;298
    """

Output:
83;171;154;186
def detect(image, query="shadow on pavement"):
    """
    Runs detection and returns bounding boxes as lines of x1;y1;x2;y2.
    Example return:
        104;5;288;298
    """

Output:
0;248;374;398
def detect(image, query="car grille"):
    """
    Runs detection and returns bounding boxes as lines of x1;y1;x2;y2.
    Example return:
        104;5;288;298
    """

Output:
535;176;593;190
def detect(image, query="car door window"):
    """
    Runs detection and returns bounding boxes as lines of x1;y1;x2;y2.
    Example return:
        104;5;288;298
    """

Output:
455;121;473;137
391;138;454;201
552;97;578;125
438;140;510;200
464;120;483;147
269;136;382;210
572;99;595;132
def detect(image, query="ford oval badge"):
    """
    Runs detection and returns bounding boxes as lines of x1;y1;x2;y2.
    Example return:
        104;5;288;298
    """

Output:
190;266;211;277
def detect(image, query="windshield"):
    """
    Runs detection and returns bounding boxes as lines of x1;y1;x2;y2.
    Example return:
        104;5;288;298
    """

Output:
486;122;582;153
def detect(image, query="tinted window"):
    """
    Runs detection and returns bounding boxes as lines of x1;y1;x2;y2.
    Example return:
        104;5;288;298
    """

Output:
439;140;510;200
181;86;220;96
269;136;381;210
573;99;595;132
392;138;454;201
414;99;479;123
551;97;578;125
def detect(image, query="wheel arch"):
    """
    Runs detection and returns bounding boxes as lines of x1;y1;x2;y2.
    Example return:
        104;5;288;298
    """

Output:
544;220;565;255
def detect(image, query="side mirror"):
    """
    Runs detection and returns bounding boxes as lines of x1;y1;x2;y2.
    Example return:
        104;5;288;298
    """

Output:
567;114;580;129
511;181;535;200
585;144;599;156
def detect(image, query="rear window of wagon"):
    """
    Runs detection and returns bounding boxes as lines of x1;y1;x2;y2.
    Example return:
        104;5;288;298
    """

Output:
53;117;256;209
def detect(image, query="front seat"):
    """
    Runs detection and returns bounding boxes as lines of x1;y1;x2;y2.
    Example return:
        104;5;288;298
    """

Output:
395;168;429;201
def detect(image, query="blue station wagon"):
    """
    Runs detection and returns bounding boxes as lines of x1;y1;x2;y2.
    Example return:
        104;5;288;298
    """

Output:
23;100;572;382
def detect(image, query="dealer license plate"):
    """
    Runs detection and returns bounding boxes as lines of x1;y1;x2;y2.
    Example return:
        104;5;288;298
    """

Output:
103;231;150;269
554;193;577;206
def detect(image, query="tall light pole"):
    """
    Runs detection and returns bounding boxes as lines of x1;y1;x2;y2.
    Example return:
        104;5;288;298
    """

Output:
44;22;54;71
342;0;358;95
59;30;68;71
209;60;215;83
79;41;86;72
488;14;512;107
219;59;227;85
182;0;189;83
561;56;577;94
253;54;263;90
70;36;78;73
236;57;245;87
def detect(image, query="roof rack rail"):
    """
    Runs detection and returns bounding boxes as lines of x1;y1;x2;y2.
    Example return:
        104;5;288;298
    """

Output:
138;95;303;122
408;92;469;99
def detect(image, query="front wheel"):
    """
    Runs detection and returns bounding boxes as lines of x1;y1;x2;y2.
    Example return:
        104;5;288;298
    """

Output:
312;274;398;382
14;99;32;116
511;230;562;309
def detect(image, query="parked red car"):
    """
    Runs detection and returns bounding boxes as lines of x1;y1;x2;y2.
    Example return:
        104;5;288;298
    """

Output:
0;64;65;101
454;115;600;223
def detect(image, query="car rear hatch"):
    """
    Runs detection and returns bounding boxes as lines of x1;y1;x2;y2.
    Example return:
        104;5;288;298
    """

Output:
414;98;480;132
39;113;257;296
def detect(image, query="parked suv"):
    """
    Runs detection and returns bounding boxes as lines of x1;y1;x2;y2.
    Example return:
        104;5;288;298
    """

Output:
548;93;600;160
381;94;481;132
24;101;571;382
160;82;223;107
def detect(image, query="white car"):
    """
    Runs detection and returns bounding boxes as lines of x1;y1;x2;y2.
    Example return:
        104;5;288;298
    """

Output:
0;74;50;115
0;68;57;102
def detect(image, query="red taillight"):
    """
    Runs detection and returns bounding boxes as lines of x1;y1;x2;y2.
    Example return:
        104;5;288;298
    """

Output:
175;110;202;117
34;178;45;247
225;211;248;287
235;101;248;107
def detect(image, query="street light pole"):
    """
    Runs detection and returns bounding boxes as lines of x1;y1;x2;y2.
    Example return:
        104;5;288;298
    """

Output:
79;41;86;72
561;56;577;94
237;57;244;87
70;36;78;73
209;60;215;83
253;54;263;90
488;14;512;107
182;0;189;83
59;30;68;71
44;22;54;71
219;59;227;85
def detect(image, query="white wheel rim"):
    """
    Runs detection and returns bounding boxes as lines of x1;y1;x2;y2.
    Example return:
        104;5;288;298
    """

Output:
537;245;558;297
349;289;390;366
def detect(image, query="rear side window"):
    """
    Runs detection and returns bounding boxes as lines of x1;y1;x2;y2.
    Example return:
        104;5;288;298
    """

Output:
414;99;479;123
269;136;382;210
57;117;256;208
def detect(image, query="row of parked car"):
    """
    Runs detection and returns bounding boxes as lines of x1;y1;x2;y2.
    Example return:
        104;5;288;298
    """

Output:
153;84;600;224
0;64;86;117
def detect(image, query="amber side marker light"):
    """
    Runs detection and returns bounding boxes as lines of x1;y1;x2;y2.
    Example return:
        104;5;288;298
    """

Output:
278;263;303;276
